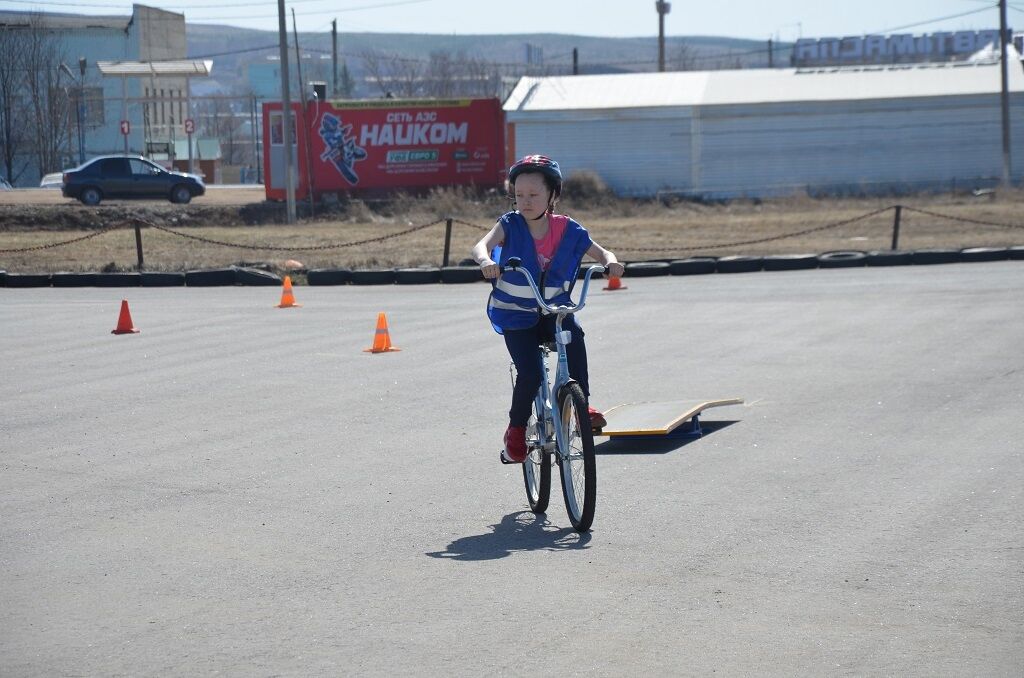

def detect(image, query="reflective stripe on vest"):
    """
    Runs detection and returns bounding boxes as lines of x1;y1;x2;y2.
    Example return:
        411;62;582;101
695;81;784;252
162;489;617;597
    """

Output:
486;211;593;334
495;277;566;301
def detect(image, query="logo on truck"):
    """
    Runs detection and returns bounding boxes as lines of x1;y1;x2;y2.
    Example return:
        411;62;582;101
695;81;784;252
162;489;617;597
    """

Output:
318;113;367;185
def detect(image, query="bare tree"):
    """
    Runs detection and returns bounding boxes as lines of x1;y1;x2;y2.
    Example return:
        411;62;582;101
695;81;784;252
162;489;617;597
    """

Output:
0;26;30;183
388;55;422;98
359;49;390;98
0;15;73;183
337;60;355;98
359;48;426;98
670;42;698;71
21;15;71;178
458;53;496;97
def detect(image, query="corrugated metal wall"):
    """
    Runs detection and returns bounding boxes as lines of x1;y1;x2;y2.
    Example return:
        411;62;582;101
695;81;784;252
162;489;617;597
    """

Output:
509;93;1024;198
510;110;693;196
697;94;1024;197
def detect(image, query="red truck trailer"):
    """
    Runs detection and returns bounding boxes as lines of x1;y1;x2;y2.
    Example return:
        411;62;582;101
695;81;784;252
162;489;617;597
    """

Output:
263;97;505;200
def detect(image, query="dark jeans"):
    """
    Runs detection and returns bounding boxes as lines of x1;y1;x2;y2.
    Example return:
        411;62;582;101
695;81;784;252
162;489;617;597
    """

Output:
503;314;589;427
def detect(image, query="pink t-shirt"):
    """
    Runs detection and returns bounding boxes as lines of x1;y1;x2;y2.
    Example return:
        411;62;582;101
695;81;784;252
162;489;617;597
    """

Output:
534;214;568;270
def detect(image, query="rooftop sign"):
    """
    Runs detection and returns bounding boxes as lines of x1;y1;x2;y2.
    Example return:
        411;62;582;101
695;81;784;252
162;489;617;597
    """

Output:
792;30;1014;67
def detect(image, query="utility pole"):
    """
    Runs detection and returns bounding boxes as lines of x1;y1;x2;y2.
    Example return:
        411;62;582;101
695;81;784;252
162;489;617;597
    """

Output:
998;0;1012;187
293;8;315;215
656;1;671;72
277;0;296;223
332;19;338;97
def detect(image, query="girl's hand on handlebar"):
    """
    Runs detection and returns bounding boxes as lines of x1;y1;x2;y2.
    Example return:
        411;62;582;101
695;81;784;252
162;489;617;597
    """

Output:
480;260;500;279
606;262;625;278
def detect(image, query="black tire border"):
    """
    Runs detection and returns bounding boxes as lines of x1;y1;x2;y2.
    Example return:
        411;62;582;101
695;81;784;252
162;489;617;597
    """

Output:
51;272;100;287
959;247;1009;263
232;266;282;286
3;273;52;287
817;251;867;268
763;254;819;271
866;250;914;266
395;267;442;284
185;268;237;286
350;269;396;285
625;261;671;277
717;255;764;273
140;272;185;287
306;268;352;285
912;249;961;265
669;257;717;275
440;266;484;284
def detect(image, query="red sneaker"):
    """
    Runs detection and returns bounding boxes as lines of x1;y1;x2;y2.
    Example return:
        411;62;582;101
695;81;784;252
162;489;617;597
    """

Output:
588;406;607;430
501;424;528;463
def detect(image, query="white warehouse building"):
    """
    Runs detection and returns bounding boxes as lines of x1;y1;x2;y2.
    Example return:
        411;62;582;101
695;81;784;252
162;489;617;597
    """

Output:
503;58;1024;198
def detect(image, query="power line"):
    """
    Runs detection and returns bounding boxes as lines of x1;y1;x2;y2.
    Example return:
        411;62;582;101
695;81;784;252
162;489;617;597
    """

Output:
0;0;432;19
866;5;995;35
188;44;280;59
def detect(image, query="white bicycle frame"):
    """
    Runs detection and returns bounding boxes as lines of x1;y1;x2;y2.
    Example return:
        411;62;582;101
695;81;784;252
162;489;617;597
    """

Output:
503;260;605;462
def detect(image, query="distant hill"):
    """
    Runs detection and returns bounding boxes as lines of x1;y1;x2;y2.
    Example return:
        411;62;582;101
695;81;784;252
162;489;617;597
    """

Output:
185;23;788;96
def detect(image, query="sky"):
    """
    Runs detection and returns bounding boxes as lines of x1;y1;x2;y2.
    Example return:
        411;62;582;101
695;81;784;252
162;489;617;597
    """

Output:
0;0;1020;38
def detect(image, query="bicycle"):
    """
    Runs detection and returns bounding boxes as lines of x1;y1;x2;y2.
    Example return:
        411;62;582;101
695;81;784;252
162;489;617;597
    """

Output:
499;257;605;533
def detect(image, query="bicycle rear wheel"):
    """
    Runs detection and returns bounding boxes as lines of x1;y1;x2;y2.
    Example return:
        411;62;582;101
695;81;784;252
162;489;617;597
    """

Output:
522;405;551;513
557;383;596;532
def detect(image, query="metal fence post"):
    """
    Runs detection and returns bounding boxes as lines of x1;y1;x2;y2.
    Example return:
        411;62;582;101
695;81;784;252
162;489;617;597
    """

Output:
891;205;902;251
442;217;453;267
134;220;145;270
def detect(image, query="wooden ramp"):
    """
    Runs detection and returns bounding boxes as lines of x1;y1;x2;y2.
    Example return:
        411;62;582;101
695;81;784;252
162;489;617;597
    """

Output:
596;399;744;437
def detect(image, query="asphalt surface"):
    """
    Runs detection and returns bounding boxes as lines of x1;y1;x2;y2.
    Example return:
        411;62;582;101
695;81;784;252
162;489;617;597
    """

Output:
2;263;1022;677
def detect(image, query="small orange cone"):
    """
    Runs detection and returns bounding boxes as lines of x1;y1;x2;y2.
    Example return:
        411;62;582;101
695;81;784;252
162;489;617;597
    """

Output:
111;299;140;334
363;312;400;353
603;275;627;291
276;275;302;308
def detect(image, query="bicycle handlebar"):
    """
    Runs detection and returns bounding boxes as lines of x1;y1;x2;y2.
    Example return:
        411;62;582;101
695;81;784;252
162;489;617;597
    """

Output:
501;257;605;315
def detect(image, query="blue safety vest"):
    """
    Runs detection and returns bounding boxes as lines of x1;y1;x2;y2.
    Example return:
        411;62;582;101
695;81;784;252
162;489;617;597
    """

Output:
487;211;593;333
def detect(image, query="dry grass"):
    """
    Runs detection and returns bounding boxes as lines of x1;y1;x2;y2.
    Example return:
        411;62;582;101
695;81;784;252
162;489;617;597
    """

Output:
1;186;1023;276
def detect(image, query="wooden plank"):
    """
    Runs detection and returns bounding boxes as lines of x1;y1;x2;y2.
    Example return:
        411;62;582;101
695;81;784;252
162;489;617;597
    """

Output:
597;398;744;436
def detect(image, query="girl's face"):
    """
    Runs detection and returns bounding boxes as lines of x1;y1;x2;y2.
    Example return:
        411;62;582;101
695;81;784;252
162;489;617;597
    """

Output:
513;172;551;220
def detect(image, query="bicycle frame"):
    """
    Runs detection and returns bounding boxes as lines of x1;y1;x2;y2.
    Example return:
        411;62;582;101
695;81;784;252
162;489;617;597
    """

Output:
502;259;605;462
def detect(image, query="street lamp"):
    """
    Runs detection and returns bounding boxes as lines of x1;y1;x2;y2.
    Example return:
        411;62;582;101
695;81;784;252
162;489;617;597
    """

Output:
656;1;671;72
59;57;87;165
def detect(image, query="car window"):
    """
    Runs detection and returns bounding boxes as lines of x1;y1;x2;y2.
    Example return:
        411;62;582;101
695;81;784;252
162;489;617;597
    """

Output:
100;158;130;177
129;159;160;176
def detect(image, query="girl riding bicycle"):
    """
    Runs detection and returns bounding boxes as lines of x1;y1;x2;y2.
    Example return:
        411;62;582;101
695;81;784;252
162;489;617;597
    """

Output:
472;154;625;464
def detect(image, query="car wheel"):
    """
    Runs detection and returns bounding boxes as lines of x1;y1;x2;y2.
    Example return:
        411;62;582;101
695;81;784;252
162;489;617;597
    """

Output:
170;185;192;204
80;187;102;205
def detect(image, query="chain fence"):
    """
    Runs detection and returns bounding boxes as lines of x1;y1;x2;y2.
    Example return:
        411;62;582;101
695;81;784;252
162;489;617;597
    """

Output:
901;206;1024;230
145;218;447;251
0;223;122;254
2;205;1022;263
607;206;897;254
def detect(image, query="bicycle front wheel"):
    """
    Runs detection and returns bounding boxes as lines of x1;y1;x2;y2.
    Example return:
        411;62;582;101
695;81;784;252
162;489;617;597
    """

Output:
522;405;551;513
557;383;596;532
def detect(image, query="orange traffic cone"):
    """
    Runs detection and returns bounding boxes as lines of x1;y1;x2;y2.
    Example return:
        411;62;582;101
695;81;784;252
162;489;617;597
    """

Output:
111;299;140;334
603;275;627;291
276;275;301;308
363;312;400;353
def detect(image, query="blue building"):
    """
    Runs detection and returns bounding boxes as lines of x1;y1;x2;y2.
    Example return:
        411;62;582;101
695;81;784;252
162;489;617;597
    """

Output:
0;4;188;186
